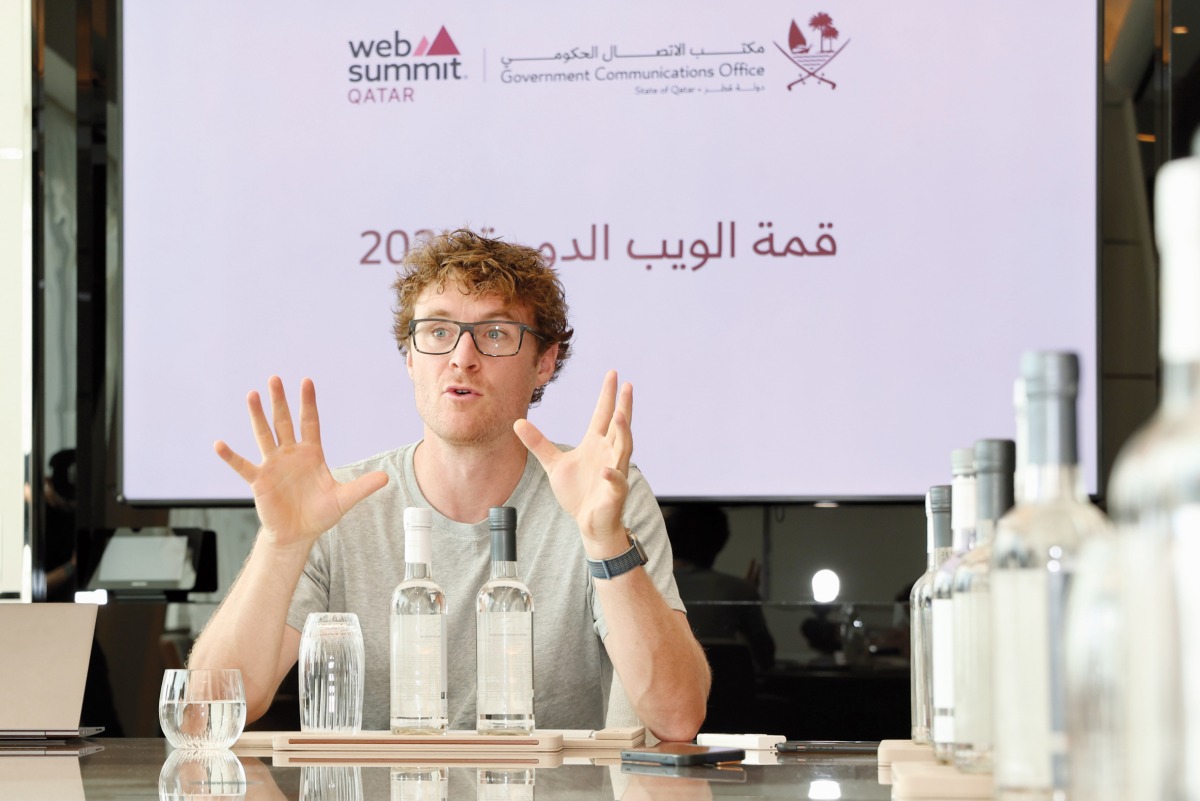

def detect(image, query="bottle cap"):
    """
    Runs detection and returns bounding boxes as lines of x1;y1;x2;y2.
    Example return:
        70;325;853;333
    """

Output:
928;485;952;549
1020;351;1079;398
974;438;1016;474
927;484;951;513
974;439;1016;522
1020;352;1081;467
489;506;518;562
403;507;433;564
404;507;432;529
951;448;974;476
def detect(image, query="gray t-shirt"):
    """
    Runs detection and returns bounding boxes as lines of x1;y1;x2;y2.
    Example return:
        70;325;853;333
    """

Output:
286;442;684;731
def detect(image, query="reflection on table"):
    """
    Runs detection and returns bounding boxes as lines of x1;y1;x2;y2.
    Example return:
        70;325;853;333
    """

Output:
15;739;894;800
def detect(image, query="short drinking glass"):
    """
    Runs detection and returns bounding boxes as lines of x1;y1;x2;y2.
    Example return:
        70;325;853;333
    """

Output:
158;669;247;750
299;612;365;733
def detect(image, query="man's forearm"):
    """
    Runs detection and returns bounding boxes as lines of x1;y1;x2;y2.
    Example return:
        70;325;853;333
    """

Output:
188;533;311;721
595;570;710;742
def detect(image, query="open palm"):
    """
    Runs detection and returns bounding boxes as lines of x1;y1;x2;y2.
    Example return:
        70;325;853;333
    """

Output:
515;371;632;545
214;377;388;547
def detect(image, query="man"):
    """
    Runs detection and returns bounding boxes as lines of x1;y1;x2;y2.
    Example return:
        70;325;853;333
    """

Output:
189;229;709;740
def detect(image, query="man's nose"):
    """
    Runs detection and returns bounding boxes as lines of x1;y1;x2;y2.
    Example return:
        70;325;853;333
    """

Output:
449;328;481;369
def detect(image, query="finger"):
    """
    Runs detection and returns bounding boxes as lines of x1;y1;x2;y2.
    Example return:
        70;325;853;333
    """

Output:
616;381;633;430
587;370;619;436
214;440;258;485
246;390;277;456
268;376;297;446
514;419;562;470
611;409;633;475
298;378;321;445
599;465;631;500
335;470;389;513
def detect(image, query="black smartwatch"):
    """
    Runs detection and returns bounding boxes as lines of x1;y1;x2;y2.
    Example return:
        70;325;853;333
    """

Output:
586;529;648;579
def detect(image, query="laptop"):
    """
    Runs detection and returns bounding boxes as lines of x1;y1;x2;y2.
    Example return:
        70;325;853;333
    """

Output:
0;603;105;740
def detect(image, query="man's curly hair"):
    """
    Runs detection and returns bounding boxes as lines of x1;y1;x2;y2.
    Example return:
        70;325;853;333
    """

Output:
393;228;574;406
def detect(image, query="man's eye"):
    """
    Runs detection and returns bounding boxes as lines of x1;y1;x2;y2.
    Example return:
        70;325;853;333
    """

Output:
484;327;509;341
430;326;453;339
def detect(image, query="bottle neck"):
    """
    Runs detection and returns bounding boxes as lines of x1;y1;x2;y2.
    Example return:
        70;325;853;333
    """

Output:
490;560;520;580
404;561;432;581
1160;360;1200;414
1021;463;1086;503
1023;392;1083;502
976;470;1014;531
950;476;976;554
1026;394;1078;467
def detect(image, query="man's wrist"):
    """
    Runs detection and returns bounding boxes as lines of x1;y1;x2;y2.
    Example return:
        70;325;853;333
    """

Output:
580;527;631;561
585;529;647;579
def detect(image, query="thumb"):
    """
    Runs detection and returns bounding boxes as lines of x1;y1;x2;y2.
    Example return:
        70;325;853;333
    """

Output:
514;419;560;470
335;470;389;512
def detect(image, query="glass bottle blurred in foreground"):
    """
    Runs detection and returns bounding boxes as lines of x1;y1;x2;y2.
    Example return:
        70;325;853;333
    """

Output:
391;507;449;734
911;484;951;744
1074;155;1200;801
931;449;975;763
991;352;1112;800
953;438;1015;773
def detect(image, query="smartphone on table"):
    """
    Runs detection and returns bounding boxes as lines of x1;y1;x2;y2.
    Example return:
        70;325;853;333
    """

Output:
620;743;746;766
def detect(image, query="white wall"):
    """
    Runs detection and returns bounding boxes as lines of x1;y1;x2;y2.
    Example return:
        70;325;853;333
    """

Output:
0;0;32;599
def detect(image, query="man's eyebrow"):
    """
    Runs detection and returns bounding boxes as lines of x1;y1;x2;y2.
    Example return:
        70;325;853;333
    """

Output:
420;308;520;320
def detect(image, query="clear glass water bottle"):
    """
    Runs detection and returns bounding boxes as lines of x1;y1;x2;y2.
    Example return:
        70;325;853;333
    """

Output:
390;507;449;734
931;448;975;763
1084;155;1200;801
991;352;1112;799
952;438;1015;773
476;507;535;734
911;484;952;744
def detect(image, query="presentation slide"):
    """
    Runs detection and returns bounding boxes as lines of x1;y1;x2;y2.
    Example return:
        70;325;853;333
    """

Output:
121;0;1098;503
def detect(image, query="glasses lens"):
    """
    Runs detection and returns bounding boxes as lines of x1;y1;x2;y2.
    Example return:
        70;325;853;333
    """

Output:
473;323;522;355
412;320;461;354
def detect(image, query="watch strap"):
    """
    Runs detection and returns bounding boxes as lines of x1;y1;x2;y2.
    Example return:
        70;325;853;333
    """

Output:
586;531;647;579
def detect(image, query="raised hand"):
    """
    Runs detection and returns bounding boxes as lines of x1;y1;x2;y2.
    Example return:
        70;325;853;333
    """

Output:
514;370;632;552
214;376;388;548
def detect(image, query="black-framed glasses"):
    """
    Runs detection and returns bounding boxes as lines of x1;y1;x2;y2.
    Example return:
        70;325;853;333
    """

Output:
407;318;548;357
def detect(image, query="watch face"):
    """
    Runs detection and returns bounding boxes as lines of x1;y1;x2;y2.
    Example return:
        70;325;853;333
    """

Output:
628;532;647;563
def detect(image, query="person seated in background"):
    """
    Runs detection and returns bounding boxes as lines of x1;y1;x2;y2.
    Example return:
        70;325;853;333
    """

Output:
188;229;709;740
664;504;775;671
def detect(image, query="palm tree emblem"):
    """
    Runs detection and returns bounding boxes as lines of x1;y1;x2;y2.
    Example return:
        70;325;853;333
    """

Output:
808;13;839;53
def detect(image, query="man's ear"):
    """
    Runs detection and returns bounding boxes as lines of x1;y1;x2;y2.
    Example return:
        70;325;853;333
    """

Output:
406;347;414;379
535;343;559;386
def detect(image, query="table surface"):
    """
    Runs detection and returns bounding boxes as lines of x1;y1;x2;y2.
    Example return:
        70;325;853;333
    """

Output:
0;738;893;800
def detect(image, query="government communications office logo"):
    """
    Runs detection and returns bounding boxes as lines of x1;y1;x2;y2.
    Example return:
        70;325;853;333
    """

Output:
773;13;849;90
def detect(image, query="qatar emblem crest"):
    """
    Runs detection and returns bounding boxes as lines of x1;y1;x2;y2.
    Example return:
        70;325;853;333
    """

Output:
774;13;850;90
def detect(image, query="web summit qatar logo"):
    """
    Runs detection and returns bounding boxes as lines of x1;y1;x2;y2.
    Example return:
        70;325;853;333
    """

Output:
346;26;464;105
773;13;849;90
